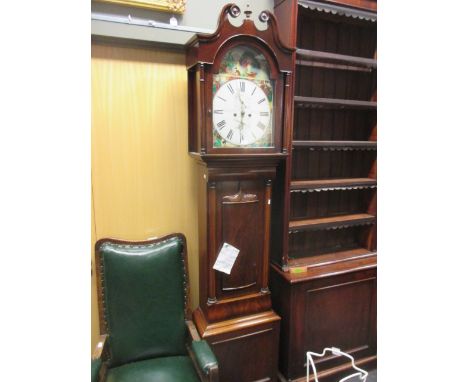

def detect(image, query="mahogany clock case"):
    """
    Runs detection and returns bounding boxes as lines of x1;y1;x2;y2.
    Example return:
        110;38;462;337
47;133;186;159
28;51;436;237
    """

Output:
186;3;295;322
186;5;295;382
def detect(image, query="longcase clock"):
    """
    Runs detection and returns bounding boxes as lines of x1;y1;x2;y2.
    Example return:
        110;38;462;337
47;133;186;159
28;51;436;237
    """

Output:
186;4;294;381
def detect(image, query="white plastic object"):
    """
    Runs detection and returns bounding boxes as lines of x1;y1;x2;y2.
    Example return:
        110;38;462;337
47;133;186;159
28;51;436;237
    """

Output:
169;16;178;26
306;347;368;382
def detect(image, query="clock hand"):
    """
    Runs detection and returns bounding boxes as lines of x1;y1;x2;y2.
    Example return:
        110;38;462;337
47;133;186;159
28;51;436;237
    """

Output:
239;93;246;124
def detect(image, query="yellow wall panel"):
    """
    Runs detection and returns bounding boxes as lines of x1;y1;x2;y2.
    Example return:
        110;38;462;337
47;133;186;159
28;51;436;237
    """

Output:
91;43;199;350
91;185;100;352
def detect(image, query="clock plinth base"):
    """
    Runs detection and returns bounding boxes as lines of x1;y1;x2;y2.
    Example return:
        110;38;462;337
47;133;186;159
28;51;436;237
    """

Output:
202;291;272;322
193;307;281;382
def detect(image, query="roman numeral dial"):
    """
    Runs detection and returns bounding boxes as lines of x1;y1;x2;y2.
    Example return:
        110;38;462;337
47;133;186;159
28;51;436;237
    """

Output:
212;78;273;147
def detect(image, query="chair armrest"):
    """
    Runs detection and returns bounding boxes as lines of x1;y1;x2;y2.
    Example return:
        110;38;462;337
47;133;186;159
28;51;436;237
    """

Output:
192;340;218;375
92;334;108;360
186;320;201;341
185;321;218;382
91;359;102;382
191;340;219;382
91;335;108;382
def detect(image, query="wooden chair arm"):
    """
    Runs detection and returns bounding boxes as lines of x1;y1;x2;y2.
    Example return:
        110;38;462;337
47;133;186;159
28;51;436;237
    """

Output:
204;362;219;382
185;321;219;382
92;334;108;360
92;335;108;382
186;320;201;341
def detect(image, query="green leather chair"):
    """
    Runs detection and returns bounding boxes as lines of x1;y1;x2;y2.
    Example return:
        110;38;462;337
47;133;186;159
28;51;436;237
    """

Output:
92;233;218;382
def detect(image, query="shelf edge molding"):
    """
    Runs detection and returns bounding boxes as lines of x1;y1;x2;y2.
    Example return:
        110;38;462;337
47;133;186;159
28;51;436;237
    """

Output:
296;48;377;69
292;140;377;151
290;177;377;192
298;0;377;23
288;247;377;270
289;213;375;233
294;96;377;109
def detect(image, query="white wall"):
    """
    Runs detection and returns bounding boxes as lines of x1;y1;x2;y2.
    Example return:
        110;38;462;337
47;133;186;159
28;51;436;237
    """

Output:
92;0;274;45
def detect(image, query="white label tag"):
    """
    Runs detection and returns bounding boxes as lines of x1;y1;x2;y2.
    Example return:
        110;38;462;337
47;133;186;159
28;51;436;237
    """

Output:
213;243;240;275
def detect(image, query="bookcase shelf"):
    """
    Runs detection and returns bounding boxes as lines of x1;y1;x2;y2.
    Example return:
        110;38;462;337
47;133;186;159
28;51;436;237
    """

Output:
292;140;377;150
290;177;377;192
273;254;377;283
294;96;377;109
288;247;376;269
296;48;377;70
289;213;375;233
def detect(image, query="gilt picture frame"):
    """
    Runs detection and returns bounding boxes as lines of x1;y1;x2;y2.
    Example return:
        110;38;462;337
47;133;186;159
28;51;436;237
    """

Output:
94;0;186;14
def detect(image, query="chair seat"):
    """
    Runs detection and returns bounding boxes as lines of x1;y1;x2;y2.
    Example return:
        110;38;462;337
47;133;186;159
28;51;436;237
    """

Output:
106;356;200;382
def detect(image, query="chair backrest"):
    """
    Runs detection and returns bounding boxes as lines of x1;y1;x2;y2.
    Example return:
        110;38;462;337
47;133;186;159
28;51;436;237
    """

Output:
95;234;189;367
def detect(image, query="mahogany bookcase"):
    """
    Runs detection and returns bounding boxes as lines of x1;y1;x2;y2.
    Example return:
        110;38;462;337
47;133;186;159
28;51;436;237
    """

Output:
270;1;377;380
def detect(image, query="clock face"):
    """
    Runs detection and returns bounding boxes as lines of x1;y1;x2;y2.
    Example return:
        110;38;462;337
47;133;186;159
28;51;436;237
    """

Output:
213;79;271;146
212;45;274;149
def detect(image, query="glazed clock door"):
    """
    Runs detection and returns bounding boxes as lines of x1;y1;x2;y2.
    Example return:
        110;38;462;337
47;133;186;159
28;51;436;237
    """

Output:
210;44;278;151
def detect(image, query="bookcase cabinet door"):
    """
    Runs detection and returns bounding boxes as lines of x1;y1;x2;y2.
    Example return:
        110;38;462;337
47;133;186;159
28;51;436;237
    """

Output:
303;275;377;359
270;266;377;380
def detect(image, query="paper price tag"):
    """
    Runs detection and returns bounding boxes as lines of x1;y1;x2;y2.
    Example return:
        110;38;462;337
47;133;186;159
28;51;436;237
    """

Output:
213;243;240;275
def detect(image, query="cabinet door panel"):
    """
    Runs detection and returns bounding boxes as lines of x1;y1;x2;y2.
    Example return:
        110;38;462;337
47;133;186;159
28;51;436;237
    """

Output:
215;179;266;299
304;277;376;356
221;202;260;291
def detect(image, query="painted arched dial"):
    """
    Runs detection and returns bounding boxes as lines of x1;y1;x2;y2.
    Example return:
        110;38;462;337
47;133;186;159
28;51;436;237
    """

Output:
212;44;275;149
213;78;271;146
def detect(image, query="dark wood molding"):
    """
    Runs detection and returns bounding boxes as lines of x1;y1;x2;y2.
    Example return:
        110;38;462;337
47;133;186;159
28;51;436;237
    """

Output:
186;4;295;64
211;328;273;346
297;0;377;18
193;308;280;338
